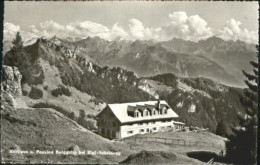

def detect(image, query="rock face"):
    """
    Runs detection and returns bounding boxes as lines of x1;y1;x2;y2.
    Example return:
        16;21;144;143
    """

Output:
1;65;27;109
2;66;22;96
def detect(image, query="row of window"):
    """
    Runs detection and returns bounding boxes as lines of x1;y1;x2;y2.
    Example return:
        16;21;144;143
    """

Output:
126;120;172;126
127;126;172;134
134;108;168;118
127;128;156;134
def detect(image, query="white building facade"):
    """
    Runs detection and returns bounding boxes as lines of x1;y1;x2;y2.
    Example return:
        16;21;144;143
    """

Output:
97;100;184;139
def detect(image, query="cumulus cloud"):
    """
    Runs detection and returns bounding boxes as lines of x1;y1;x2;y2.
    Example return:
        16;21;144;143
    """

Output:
3;22;20;40
127;18;158;41
160;11;213;41
3;12;258;44
4;22;38;41
217;19;258;44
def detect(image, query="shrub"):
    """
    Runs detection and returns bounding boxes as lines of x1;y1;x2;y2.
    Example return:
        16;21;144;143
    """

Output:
77;109;86;125
22;89;28;96
60;86;72;96
85;118;98;131
68;112;75;120
216;120;228;137
51;88;63;97
43;85;48;90
32;102;70;117
87;114;95;119
76;110;98;131
51;85;72;97
28;87;43;99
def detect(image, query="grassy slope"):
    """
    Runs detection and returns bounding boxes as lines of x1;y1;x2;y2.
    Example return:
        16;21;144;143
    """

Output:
22;58;105;117
122;131;226;160
120;150;206;165
1;107;133;164
1;106;210;164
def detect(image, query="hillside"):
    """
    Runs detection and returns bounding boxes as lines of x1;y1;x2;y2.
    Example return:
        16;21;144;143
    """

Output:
0;65;133;163
1;107;134;164
139;73;246;134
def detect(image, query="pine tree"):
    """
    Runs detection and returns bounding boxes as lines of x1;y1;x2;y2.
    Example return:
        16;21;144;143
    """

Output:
11;32;23;53
225;46;258;164
78;109;86;126
216;119;228;137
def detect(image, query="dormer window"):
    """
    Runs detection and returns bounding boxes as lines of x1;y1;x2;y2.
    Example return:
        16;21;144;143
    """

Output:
151;109;157;115
134;110;141;117
143;109;150;117
164;108;168;114
162;106;169;115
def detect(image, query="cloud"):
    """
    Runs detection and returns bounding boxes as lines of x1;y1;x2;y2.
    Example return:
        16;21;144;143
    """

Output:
128;18;157;40
217;19;258;44
3;12;258;44
3;22;38;41
110;23;129;40
3;22;20;40
160;11;213;41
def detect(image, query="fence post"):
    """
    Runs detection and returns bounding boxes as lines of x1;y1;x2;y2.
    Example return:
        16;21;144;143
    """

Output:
165;138;166;144
177;139;179;145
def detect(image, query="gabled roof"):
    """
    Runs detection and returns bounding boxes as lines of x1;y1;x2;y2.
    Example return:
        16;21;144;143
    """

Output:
107;100;178;123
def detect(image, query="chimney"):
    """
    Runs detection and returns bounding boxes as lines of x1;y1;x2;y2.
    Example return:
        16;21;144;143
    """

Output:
157;100;160;110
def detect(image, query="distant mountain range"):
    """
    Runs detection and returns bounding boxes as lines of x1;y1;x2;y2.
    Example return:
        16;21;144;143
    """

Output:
161;36;257;87
3;36;257;87
65;36;256;87
2;36;250;135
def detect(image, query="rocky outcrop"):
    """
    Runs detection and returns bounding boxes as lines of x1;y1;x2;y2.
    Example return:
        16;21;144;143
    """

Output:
1;65;27;109
2;66;22;96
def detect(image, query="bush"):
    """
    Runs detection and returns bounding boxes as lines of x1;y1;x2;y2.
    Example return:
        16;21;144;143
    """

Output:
77;109;86;125
85;118;98;131
87;114;95;119
32;103;97;132
68;112;75;120
216;120;228;137
43;85;48;90
76;110;98;131
51;85;72;97
22;89;28;96
28;87;43;99
51;88;63;97
32;102;69;115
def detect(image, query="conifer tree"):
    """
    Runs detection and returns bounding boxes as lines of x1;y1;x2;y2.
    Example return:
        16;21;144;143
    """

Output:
216;119;228;137
225;46;258;164
11;32;23;53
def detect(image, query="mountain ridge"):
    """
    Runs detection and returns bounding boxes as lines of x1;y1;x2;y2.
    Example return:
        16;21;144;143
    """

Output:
2;36;248;135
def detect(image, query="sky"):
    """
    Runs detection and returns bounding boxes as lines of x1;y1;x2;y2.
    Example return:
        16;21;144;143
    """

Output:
3;1;259;43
